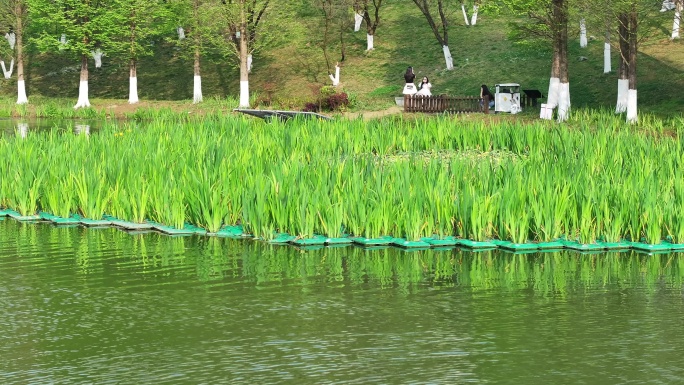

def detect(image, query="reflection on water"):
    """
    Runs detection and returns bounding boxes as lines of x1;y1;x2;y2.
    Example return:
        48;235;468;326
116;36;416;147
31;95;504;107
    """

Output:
0;118;100;137
0;220;683;384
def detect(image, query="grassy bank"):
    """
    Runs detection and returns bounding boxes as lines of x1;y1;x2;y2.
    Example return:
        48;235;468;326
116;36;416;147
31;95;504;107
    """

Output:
0;5;682;116
1;111;684;245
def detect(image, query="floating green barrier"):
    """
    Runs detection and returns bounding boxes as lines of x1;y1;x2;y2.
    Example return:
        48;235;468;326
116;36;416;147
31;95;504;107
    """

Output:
0;209;11;217
70;214;112;227
537;241;565;250
268;233;297;244
663;240;684;251
496;241;540;252
488;239;510;247
291;235;328;246
595;241;632;250
351;236;393;246
389;237;431;248
212;225;245;238
630;242;673;252
147;221;195;236
456;239;497;249
325;236;352;245
103;215;154;230
4;209;40;221
562;240;606;251
39;212;81;225
421;236;458;247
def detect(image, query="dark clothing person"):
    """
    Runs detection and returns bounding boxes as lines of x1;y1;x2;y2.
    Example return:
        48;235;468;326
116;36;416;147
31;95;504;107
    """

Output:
404;67;415;84
403;67;417;95
480;84;495;108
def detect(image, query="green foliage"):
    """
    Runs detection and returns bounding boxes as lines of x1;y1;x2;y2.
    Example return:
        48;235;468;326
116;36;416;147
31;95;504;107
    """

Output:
0;111;683;245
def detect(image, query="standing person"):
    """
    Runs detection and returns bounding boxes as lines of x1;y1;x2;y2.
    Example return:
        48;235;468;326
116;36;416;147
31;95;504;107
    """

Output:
480;84;495;109
416;76;432;96
403;66;417;95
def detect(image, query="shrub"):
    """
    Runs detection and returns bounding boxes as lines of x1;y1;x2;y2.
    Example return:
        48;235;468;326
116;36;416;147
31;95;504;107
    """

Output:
303;102;319;112
327;92;349;112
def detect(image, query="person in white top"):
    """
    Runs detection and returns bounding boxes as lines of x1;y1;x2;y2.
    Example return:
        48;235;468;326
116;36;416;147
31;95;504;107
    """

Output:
416;76;432;96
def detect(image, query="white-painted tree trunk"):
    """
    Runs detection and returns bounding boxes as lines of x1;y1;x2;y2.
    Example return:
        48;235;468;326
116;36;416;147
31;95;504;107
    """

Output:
471;5;479;25
17;122;28;139
367;34;374;50
443;45;454;70
74;81;90;109
604;43;611;73
673;4;681;39
247;54;252;73
5;33;16;50
1;59;14;79
329;65;340;86
177;27;185;40
193;75;202;104
626;89;638;123
354;13;363;32
616;79;629;113
662;0;676;11
239;80;250;107
59;34;67;50
557;82;571;122
546;77;560;108
580;19;587;48
461;4;470;25
129;77;139;104
92;49;104;68
17;80;28;105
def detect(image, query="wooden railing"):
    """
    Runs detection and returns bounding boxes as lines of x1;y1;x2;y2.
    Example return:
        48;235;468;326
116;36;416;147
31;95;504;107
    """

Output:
404;95;490;114
404;93;545;114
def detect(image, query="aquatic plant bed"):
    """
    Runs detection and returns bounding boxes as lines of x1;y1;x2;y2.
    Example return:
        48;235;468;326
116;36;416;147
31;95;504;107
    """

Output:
2;112;684;248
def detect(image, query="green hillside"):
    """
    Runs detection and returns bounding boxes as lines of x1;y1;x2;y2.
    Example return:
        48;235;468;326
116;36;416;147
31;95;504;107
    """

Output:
1;3;683;115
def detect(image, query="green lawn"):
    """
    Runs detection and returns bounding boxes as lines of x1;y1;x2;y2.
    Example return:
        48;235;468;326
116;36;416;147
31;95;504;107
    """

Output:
1;4;682;116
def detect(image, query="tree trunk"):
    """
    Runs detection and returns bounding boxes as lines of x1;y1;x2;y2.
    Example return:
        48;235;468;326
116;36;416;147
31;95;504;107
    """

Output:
239;1;250;108
579;18;587;48
193;48;202;103
604;27;611;73
354;12;363;31
129;59;139;104
471;5;479;25
329;64;340;86
461;4;470;25
15;4;27;105
92;49;103;68
413;0;451;69
557;0;570;122
546;40;561;109
616;12;629;113
1;60;13;79
74;54;90;109
673;0;681;39
626;7;638;123
367;34;374;50
443;45;454;70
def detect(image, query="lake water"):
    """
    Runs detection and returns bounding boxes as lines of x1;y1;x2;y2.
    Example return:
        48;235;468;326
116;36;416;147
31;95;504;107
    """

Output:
0;118;106;137
1;219;683;384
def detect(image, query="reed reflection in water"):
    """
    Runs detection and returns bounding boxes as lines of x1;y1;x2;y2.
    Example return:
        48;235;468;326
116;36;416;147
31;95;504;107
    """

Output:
0;220;683;384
